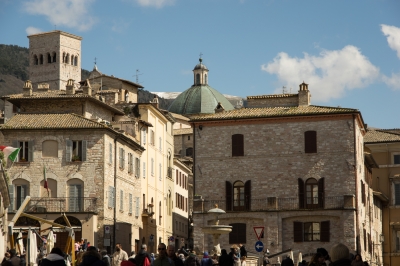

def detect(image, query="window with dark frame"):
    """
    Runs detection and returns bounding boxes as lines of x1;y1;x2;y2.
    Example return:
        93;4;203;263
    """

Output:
294;221;330;242
304;131;317;153
298;178;324;209
232;134;244;157
226;180;251;211
229;223;246;244
394;154;400;164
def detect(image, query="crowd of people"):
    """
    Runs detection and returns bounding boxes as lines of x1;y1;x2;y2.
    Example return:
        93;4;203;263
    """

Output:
1;242;373;266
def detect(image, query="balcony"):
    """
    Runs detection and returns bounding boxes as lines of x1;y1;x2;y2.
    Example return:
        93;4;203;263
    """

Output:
9;197;98;213
193;196;353;213
167;167;173;179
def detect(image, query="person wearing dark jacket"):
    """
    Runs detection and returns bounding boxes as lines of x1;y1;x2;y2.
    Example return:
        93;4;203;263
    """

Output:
218;250;233;266
239;245;247;259
41;247;66;266
329;243;352;266
135;244;152;266
8;249;20;266
101;250;111;266
79;248;105;266
167;245;184;266
281;256;294;266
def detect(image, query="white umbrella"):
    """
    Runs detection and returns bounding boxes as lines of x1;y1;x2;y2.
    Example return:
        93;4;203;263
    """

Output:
290;250;294;260
28;229;37;266
46;231;55;254
16;232;24;255
298;252;303;265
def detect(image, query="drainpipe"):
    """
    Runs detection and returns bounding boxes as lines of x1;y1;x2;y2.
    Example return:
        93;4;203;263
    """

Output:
353;114;360;254
113;135;119;253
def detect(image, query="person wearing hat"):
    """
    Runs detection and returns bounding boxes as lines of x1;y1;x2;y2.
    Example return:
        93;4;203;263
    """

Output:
135;244;152;266
113;244;128;266
200;252;212;266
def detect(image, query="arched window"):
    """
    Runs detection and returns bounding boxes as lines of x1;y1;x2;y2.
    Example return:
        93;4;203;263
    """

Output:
47;53;51;63
66;53;70;64
71;55;74;65
226;180;251;211
298;178;324;209
196;74;200;85
232;134;244;156
125;92;129;102
10;179;30;211
74;56;78;66
42;140;58;158
34;55;38;65
186;147;193;157
40;178;57;198
39;54;43;64
52;52;57;63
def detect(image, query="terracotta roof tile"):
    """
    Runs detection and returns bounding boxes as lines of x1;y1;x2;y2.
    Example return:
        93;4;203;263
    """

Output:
189;105;359;121
364;130;400;143
1;113;108;130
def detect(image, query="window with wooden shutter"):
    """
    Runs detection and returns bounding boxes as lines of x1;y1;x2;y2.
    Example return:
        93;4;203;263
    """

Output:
66;140;72;162
120;190;124;211
81;140;87;161
298;178;305;209
151;158;154;176
127;153;131;173
122;148;125;169
28;140;34;162
320;221;330;242
9;185;14;211
318;178;325;208
109;143;113;164
143;162;146;178
229;223;246;244
142;129;146;145
232;134;244;156
159;163;162;181
108;186;115;208
136;158;140;178
135;197;140;217
226;181;232;211
395;184;400;205
119;148;123;168
293;221;303;242
69;184;82;212
306;178;319;208
362;181;366;204
245;180;251;211
129;193;133;214
304;131;317;153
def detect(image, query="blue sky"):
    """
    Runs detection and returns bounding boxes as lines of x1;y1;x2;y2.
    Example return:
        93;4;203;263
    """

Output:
1;0;399;129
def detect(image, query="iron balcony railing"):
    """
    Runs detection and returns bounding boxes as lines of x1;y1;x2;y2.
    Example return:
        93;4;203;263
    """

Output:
193;196;349;213
9;197;98;213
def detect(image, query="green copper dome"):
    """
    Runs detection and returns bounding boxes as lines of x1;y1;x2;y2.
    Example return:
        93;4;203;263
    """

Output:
168;84;234;115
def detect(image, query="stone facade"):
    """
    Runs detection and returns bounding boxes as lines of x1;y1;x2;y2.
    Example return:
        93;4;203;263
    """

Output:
28;31;82;90
190;90;379;264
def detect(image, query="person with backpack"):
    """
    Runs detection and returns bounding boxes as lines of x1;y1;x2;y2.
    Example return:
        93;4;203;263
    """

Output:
135;244;152;266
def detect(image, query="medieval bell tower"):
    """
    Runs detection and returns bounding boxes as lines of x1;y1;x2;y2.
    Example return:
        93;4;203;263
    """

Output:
28;30;82;90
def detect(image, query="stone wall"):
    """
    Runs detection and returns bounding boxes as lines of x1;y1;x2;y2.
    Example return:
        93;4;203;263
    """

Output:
246;95;298;108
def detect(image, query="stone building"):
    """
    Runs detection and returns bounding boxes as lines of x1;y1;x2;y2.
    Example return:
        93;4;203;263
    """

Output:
190;83;380;264
365;129;400;266
28;31;82;91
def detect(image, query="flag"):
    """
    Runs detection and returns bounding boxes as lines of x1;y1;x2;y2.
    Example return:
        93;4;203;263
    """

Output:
43;165;49;195
0;146;20;162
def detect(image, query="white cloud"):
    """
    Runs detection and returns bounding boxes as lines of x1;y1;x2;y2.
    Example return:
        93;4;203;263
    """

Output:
381;24;400;59
26;26;43;35
261;46;380;102
135;0;175;8
383;72;400;90
22;0;97;31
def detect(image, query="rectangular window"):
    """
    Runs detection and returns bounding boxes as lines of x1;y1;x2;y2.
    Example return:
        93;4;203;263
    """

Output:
66;140;87;162
69;184;82;212
304;131;317;153
135;197;140;217
143;162;146;178
108;186;115;208
151;158;154;176
395;184;400;205
151;130;155;145
142;129;146;145
232;134;244;157
119;147;125;169
395;154;400;164
129;193;133;214
304;222;320;241
159;163;162;181
128;153;134;174
135;158;140;177
120;190;124;211
109;143;113;164
396;231;400;251
14;140;34;162
229;223;246;244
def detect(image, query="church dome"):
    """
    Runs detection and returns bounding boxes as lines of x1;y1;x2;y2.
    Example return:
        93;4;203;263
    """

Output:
193;58;208;70
168;85;234;115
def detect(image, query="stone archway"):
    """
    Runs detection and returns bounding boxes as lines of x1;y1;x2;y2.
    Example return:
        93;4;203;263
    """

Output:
53;216;82;250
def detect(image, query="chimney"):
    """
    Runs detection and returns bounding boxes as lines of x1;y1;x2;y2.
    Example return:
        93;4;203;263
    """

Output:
66;79;75;95
214;102;225;113
23;80;33;96
82;79;92;96
298;81;311;106
151;95;159;109
37;83;49;92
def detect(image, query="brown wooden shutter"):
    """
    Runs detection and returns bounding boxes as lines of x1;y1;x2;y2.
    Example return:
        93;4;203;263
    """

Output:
298;178;305;209
226;181;232;211
245;180;251;211
318;178;325;208
361;181;366;204
229;223;246;244
320;221;330;242
304;131;317;153
293;222;303;242
232;134;244;156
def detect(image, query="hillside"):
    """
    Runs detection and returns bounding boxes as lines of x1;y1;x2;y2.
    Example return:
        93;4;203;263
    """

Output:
0;44;173;110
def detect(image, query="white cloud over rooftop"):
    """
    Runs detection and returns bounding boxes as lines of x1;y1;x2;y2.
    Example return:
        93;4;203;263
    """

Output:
135;0;175;8
261;46;380;102
381;24;400;59
22;0;97;31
